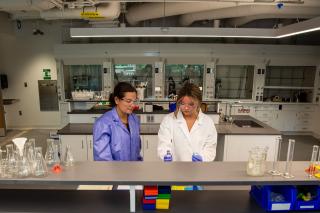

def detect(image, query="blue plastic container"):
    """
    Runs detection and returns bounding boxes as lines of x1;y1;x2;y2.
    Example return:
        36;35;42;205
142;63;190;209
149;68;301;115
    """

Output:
169;102;176;112
293;185;320;211
250;185;295;211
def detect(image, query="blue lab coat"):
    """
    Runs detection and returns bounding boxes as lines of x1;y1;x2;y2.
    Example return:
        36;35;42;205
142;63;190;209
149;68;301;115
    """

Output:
93;107;142;161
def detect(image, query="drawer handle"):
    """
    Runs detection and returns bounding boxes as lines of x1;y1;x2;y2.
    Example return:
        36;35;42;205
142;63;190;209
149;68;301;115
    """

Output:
82;140;84;149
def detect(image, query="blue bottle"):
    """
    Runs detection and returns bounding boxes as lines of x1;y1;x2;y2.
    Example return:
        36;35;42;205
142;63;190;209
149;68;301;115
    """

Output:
164;150;172;162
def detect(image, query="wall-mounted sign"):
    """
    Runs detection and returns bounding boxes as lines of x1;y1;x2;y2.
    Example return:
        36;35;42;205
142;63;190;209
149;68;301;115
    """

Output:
43;69;51;80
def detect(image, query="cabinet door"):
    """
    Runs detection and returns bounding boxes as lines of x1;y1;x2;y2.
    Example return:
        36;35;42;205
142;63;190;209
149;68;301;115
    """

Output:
86;135;94;161
143;135;160;162
60;135;88;161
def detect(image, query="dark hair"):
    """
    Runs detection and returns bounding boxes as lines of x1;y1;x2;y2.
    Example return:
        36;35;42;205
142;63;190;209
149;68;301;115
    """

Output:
174;83;202;117
109;82;137;107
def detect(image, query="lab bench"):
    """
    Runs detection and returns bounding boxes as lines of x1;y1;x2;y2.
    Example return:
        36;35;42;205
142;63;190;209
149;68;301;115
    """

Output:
0;161;319;212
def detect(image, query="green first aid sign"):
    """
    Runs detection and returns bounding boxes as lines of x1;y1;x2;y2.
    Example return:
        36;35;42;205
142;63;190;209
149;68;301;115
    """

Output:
43;69;51;80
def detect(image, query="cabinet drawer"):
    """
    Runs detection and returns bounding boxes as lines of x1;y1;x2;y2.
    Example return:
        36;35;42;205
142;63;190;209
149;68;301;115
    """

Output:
255;111;273;118
297;112;312;119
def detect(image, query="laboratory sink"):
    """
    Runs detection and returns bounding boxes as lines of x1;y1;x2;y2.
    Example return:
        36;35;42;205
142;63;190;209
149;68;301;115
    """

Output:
233;120;263;128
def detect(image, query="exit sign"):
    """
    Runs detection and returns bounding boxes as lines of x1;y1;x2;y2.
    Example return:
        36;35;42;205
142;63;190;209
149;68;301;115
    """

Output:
43;69;51;80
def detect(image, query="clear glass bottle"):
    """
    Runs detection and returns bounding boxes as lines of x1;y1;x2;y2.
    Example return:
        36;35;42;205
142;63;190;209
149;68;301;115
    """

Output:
246;146;269;176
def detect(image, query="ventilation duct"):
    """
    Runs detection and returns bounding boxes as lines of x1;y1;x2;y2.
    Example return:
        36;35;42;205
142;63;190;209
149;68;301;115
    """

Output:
0;0;55;11
40;3;120;20
179;5;320;26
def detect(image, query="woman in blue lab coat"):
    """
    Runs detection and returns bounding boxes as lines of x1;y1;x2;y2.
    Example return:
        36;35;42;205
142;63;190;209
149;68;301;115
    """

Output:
93;82;142;161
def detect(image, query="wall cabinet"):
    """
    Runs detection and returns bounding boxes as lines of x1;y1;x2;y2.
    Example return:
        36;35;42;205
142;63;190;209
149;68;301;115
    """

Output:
253;105;315;132
60;135;93;161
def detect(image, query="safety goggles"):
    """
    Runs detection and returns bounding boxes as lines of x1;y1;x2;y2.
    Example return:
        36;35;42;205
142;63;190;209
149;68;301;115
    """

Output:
121;98;139;105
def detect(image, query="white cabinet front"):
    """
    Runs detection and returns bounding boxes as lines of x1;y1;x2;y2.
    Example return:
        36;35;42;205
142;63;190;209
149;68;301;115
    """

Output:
142;135;160;162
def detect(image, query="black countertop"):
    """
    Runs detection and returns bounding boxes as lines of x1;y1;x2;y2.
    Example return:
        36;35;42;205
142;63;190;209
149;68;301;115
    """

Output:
58;115;279;135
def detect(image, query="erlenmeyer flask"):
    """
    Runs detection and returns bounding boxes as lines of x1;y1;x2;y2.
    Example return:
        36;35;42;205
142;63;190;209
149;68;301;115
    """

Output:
25;139;36;174
53;143;61;165
34;147;48;177
63;145;75;167
45;139;55;165
5;144;18;178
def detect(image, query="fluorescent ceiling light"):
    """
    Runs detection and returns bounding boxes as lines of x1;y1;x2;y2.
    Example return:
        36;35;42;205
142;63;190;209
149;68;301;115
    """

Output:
70;17;320;39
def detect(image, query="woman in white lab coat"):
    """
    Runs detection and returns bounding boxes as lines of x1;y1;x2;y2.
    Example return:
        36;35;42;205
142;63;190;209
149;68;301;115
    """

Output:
158;83;217;162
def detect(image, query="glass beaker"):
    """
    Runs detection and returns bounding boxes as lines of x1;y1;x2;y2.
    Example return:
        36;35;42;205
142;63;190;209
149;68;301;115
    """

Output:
246;146;269;176
34;147;48;177
63;145;75;167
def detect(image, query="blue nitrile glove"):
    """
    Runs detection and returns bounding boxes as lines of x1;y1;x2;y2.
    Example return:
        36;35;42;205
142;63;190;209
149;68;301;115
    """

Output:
192;153;203;162
164;150;172;162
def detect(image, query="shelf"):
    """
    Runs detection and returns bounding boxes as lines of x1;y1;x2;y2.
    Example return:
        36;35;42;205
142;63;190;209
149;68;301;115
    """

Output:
263;86;314;90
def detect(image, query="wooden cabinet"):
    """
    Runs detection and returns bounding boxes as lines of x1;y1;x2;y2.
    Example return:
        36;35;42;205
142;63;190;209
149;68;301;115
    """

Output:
60;135;93;161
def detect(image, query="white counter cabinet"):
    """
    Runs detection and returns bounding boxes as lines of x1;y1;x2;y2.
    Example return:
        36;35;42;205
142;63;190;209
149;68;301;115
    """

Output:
141;135;161;162
223;135;279;161
60;135;94;161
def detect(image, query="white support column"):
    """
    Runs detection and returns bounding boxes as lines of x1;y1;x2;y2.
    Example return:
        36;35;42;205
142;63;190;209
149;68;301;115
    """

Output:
129;185;136;212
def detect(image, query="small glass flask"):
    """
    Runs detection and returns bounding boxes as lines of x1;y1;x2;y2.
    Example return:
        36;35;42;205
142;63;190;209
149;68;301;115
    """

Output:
63;145;75;167
34;147;48;177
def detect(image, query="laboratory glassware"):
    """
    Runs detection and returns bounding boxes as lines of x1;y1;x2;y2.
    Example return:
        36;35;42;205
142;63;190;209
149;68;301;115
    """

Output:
308;145;319;177
63;145;75;167
246;146;269;176
268;136;282;176
5;144;18;178
282;139;295;179
13;137;31;178
45;139;56;165
34;147;48;177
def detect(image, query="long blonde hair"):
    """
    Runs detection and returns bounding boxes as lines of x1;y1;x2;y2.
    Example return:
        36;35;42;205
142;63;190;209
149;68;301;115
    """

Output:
174;83;202;118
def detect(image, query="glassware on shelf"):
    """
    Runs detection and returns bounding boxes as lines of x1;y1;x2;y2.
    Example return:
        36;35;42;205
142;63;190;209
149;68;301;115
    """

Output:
34;147;48;177
63;145;75;167
308;145;319;177
282;139;295;179
268;136;282;176
246;146;269;176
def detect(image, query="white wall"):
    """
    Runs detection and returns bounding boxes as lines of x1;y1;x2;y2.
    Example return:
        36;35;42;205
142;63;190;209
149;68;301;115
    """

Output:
0;20;62;129
1;18;320;130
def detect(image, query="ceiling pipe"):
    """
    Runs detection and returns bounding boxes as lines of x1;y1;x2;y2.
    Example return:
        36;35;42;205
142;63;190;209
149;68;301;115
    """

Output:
226;13;317;26
179;5;320;26
126;0;320;26
40;3;120;20
126;2;241;26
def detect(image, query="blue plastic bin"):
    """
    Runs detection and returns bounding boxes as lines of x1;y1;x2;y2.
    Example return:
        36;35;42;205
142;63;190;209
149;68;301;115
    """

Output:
250;185;295;211
293;185;320;211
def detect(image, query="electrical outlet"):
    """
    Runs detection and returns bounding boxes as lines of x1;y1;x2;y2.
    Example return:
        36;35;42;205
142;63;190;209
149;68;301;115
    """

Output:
19;110;22;116
24;82;27;87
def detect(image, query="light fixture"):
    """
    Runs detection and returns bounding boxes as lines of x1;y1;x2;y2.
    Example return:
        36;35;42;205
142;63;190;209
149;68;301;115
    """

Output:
70;16;320;39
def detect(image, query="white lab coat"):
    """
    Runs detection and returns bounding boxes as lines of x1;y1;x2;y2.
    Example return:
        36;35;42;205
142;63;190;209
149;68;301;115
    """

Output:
158;110;217;162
